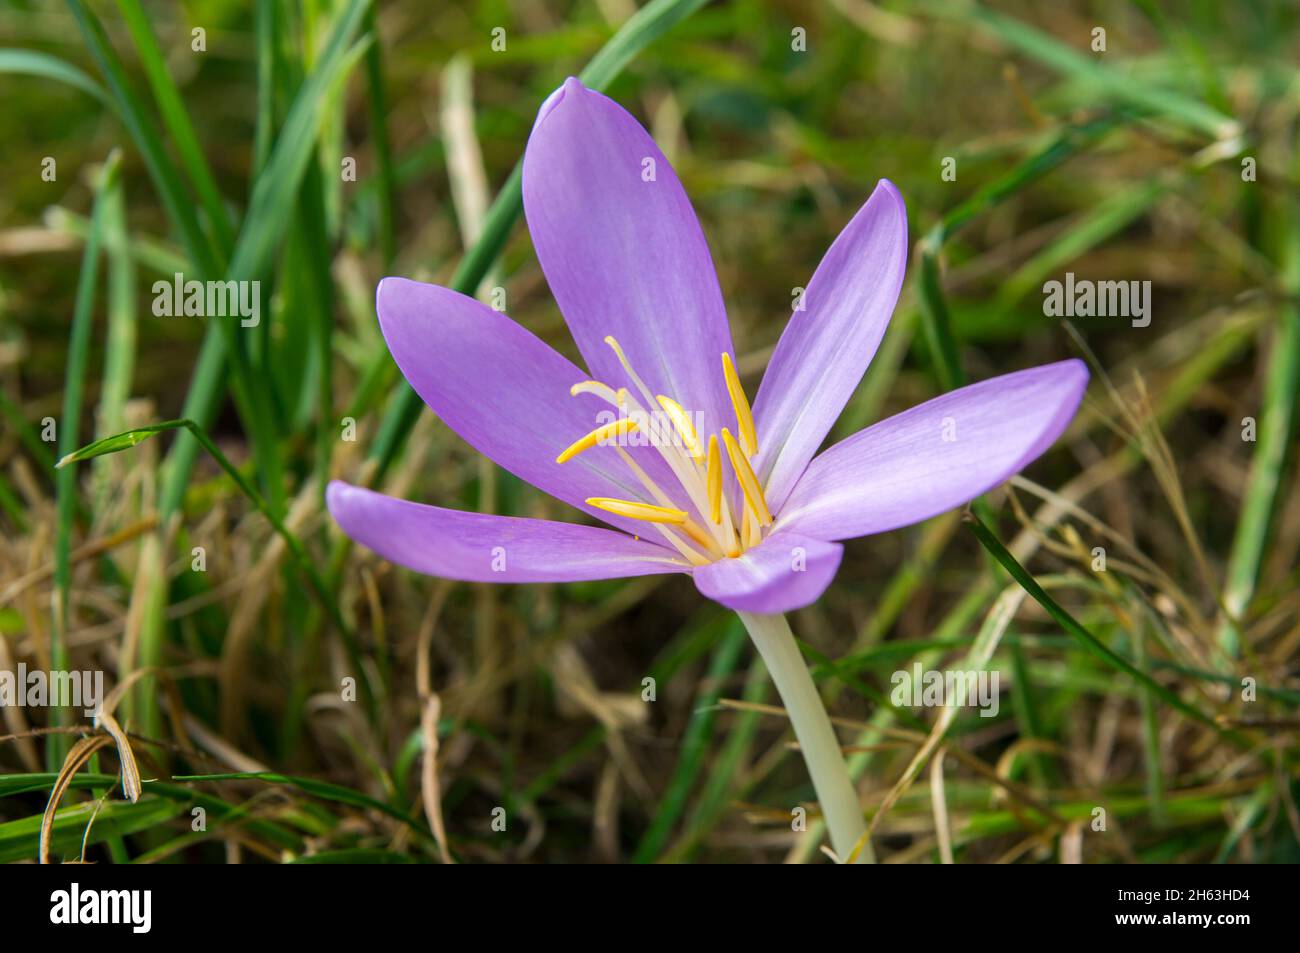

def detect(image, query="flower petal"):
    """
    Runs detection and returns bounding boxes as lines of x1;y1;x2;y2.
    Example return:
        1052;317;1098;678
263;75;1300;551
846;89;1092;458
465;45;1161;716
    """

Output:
693;531;843;613
752;180;909;512
328;481;688;583
523;77;734;438
376;276;675;537
777;360;1088;540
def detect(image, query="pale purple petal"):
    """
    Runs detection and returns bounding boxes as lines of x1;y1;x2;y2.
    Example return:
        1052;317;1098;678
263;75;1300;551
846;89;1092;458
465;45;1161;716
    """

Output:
776;360;1088;540
693;531;843;613
327;481;688;583
376;276;675;537
751;180;909;513
523;77;735;439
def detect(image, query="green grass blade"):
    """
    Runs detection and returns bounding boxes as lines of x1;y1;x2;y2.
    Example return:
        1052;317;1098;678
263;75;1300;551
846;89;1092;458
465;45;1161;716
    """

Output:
50;151;120;768
296;157;336;499
59;417;368;700
917;249;964;392
1133;603;1167;825
290;849;419;864
632;618;746;863
0;390;57;474
964;511;1227;734
93;168;136;447
930;115;1122;245
361;5;396;267
1216;196;1300;654
0;798;182;864
1213;785;1270;863
944;3;1239;141
580;0;709;87
65;0;219;276
917;114;1122;393
172;772;432;841
156;325;226;518
999;177;1170;306
44;205;190;276
0;47;113;108
251;0;283;178
0;774;307;857
64;0;268;527
57;419;193;467
228;2;371;283
155;0;372;520
367;0;711;480
114;0;235;258
671;657;768;861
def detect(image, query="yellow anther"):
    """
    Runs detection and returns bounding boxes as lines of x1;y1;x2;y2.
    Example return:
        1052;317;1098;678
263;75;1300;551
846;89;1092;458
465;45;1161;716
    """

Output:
570;380;620;403
586;497;688;524
556;419;639;464
721;428;773;526
656;395;705;461
603;335;628;360
706;434;723;524
616;449;726;559
721;352;758;456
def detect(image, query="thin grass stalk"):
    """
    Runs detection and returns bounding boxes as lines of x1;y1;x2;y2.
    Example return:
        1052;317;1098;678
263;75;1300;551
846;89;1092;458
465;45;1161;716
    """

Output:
92;166;135;508
938;1;1239;141
49;152;119;768
965;511;1231;735
113;0;235;259
120;0;372;728
1133;603;1168;826
362;5;396;267
1216;146;1300;654
633;619;746;862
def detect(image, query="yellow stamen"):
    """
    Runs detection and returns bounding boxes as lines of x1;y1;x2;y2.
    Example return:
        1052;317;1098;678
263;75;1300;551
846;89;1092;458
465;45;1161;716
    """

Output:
570;379;620;403
679;519;718;551
654;525;712;567
704;435;742;556
656;395;705;461
586;497;688;524
721;428;773;526
614;446;678;511
721;352;758;456
606;371;717;542
556;419;639;464
613;447;722;557
605;336;661;412
742;506;760;548
706;435;723;524
575;336;746;557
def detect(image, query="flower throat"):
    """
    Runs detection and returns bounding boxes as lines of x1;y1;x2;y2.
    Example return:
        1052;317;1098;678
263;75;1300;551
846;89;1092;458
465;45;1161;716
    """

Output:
556;337;773;565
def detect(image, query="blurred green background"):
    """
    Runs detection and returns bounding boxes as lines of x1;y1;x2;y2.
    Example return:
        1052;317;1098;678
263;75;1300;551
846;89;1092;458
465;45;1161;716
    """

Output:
0;0;1297;863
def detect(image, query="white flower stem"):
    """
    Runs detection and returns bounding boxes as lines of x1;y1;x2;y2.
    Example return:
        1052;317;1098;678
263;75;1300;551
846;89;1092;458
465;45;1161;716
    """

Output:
737;610;870;863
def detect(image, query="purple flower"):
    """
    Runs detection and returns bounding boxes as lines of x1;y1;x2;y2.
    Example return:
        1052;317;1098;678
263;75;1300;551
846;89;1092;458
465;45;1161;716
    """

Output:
328;78;1088;614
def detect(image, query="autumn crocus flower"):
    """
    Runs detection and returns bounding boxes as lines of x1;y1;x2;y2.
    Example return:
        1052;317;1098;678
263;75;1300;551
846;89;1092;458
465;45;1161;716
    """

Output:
328;77;1087;862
